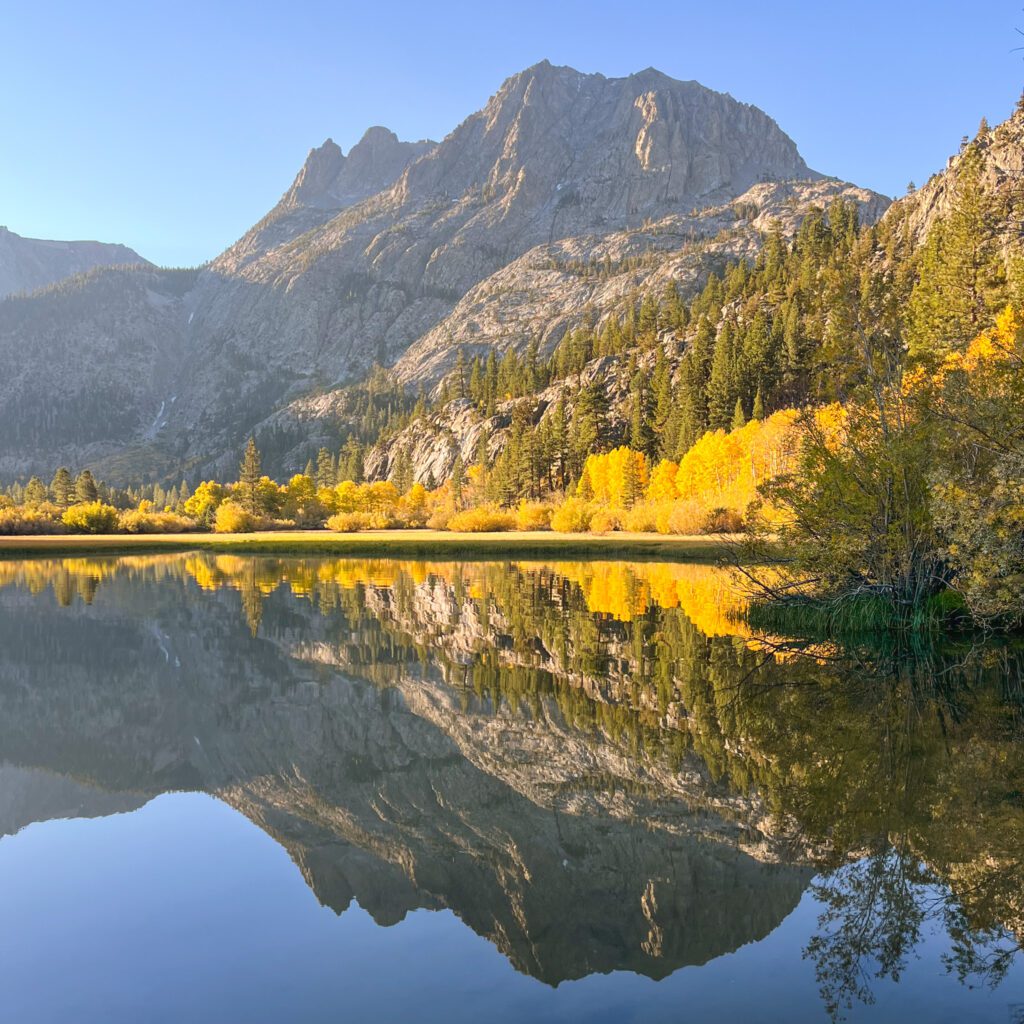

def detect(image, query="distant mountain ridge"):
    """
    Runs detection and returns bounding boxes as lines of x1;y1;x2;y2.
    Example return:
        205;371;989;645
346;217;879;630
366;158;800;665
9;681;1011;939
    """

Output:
0;61;887;482
0;226;147;300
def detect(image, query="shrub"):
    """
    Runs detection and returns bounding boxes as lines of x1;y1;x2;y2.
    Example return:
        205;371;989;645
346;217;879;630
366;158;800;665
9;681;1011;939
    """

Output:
62;502;119;534
515;500;553;531
663;500;706;535
623;502;658;532
426;506;453;531
326;511;379;532
701;507;744;534
550;497;594;533
119;508;197;533
0;506;64;535
589;508;622;534
214;501;257;533
446;506;517;532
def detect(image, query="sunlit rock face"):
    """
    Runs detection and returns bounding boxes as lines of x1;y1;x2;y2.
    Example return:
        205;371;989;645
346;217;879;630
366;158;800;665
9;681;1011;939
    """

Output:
0;62;887;481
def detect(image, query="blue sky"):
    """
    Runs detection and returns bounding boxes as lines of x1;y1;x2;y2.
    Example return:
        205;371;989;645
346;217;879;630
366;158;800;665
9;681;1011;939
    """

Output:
2;1;1021;266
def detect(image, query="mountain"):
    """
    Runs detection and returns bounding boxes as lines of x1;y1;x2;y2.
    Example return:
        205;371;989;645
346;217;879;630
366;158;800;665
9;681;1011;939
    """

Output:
0;225;148;300
0;62;885;482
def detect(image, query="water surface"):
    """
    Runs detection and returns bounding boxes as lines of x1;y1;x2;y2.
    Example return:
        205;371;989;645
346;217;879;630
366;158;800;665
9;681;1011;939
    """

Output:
0;555;1021;1022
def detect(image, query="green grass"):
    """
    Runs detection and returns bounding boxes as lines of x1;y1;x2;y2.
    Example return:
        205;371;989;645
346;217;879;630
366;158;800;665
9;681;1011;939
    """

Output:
0;529;737;563
746;589;970;637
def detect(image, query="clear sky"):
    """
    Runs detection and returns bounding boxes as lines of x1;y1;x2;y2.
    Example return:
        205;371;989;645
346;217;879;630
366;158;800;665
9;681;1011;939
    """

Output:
2;0;1021;267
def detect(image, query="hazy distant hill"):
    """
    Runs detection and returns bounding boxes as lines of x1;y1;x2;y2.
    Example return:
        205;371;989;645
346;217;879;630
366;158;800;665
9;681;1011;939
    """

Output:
0;225;147;300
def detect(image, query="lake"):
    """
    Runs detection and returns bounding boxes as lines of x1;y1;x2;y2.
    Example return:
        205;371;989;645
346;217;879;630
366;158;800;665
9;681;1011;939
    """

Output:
0;554;1021;1023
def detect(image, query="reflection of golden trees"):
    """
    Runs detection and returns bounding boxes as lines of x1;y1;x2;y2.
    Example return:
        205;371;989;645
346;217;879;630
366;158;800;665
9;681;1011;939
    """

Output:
1;551;1023;1011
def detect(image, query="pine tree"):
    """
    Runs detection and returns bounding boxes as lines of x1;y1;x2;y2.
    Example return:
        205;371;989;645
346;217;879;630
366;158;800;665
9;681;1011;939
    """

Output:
908;145;1005;355
731;397;747;431
392;450;414;494
24;477;47;506
707;322;737;429
450;454;464;507
340;437;364;483
74;470;98;504
629;372;657;459
316;448;336;489
239;437;262;513
548;395;570;490
571;380;610;476
751;388;765;421
50;467;72;507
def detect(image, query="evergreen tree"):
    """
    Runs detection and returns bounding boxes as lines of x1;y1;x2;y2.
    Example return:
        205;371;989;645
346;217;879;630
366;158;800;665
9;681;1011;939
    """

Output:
731;397;747;431
752;388;765;421
392;450;414;494
340;437;364;483
450;454;464;507
571;380;610;477
707;322;738;429
50;467;72;507
629;372;657;459
908;145;1005;355
548;395;570;490
239;438;262;513
24;477;47;506
74;470;99;504
316;448;336;489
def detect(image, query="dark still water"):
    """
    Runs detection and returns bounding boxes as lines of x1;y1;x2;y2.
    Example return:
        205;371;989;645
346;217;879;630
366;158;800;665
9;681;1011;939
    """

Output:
0;556;1022;1023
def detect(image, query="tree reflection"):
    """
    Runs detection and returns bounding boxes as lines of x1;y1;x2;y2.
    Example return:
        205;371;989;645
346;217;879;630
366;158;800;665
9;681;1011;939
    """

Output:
0;554;1022;1015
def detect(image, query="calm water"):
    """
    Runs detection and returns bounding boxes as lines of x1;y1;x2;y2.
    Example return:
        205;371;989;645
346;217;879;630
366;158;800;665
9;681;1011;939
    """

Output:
0;555;1021;1023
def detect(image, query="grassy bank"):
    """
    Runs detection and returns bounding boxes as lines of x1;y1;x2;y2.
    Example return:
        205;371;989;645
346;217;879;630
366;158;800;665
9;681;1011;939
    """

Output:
0;530;738;562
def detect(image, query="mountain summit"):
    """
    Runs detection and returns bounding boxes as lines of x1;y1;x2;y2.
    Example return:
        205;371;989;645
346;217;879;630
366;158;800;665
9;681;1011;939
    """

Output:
0;63;879;481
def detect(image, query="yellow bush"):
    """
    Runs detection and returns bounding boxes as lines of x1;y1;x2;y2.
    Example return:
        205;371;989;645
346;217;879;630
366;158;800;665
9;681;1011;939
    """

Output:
0;506;64;535
214;501;256;534
119;509;197;533
184;481;226;524
623;502;658;532
326;511;379;532
426;506;452;530
62;502;119;534
550;497;594;533
664;500;706;535
515;500;553;531
446;506;517;532
701;507;744;534
398;483;430;527
589;507;622;534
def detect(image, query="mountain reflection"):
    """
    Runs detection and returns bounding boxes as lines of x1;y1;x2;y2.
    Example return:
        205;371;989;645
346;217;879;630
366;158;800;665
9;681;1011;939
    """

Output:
0;555;1020;1015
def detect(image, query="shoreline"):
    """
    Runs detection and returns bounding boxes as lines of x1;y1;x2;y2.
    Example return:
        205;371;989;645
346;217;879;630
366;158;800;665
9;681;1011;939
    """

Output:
0;529;739;562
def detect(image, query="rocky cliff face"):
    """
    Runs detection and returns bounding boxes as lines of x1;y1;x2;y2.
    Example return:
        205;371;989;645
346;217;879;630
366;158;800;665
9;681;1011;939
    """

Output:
887;104;1024;249
0;62;882;481
0;225;147;300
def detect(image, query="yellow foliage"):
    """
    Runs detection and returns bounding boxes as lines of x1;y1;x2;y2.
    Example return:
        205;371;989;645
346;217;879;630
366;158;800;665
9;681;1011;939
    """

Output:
184;481;226;523
515;500;553;531
589;508;622;533
446;506;517;532
214;501;256;533
62;502;119;534
578;447;649;508
119;508;196;534
550;496;595;533
0;506;64;535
